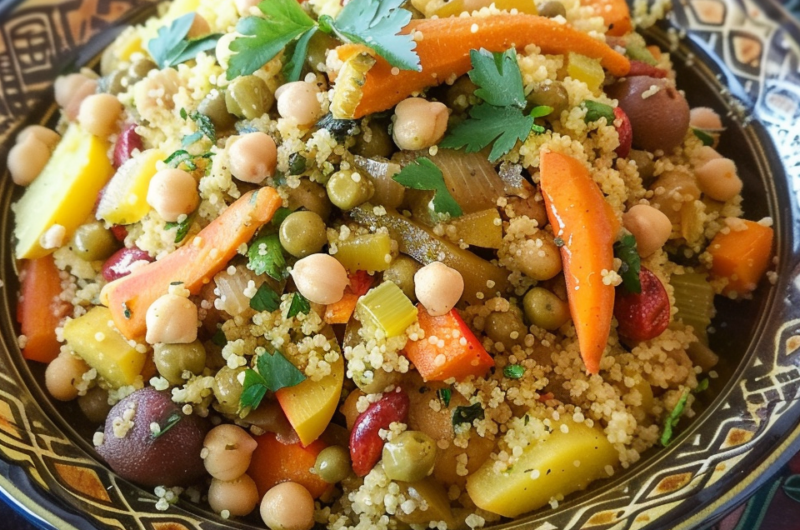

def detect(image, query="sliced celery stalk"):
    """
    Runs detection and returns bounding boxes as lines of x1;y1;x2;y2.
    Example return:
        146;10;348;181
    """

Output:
671;272;715;344
356;281;417;337
335;232;393;272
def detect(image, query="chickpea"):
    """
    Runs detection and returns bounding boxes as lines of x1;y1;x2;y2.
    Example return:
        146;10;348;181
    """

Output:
695;157;742;202
203;424;258;480
54;73;93;109
279;211;327;258
228;132;277;184
648;169;700;224
691;145;723;168
689;107;723;130
64;79;99;121
133;69;179;114
154;341;207;384
523;287;570;331
622;204;672;257
276;81;323;126
392;97;449;151
145;293;198;345
260;482;315;530
187;13;211;39
326;169;374;210
208;474;260;516
45;352;89;401
414;262;464;316
17;125;60;149
78;387;111;423
146;168;199;222
78;93;123;138
290;253;349;304
7;135;50;186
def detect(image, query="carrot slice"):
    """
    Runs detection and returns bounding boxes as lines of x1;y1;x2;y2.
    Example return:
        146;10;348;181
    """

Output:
581;0;632;36
102;188;282;340
403;305;494;382
335;14;630;119
708;219;774;295
248;432;332;499
539;151;617;374
17;255;72;363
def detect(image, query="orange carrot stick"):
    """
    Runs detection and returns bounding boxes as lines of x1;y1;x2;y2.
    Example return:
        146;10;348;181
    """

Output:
17;255;72;363
539;151;617;374
102;188;282;340
336;14;630;118
708;219;774;295
581;0;632;37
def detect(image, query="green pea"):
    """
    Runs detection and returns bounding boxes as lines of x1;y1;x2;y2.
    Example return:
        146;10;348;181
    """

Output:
523;287;571;331
305;31;339;72
285;180;332;220
445;76;478;113
78;387;111;424
226;75;273;120
154;341;207;385
278;210;327;258
213;366;245;415
198;90;236;130
99;69;126;95
314;445;351;483
484;310;527;347
383;255;421;301
526;81;569;118
129;58;157;79
70;222;118;261
382;430;437;483
288;152;307;175
326;170;374;210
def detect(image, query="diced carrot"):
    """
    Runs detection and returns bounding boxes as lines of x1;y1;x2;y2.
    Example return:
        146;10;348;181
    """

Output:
403;305;494;382
102;188;282;340
581;0;632;36
708;220;774;295
539;151;617;374
324;271;374;324
647;45;662;60
248;432;332;499
335;14;630;118
16;255;72;363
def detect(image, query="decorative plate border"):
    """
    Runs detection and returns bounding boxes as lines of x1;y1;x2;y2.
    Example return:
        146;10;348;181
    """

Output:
0;0;799;529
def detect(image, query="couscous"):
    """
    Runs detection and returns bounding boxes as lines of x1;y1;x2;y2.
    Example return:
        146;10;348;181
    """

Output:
6;0;775;527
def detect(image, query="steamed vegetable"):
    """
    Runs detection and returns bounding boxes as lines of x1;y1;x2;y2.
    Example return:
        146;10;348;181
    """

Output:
708;219;774;295
17;255;71;363
671;272;715;343
249;432;332;499
539;151;617;374
356;281;418;337
101;188;282;339
96;148;165;225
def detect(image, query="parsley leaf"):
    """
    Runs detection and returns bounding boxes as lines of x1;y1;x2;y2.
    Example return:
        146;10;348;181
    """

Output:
393;158;462;218
247;233;287;280
148;13;221;69
530;105;553;135
165;213;195;244
286;292;311;318
282;27;318;82
437;388;452;407
614;234;642;294
316;113;359;142
503;365;525;379
440;49;533;162
151;412;182;439
693;128;715;146
228;0;317;80
583;100;615;123
250;283;281;312
211;329;227;347
452;402;484;428
240;350;307;411
181;110;217;146
660;387;690;446
320;0;419;72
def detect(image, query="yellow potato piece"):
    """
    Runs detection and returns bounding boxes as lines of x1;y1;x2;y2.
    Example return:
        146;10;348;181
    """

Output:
63;307;146;389
568;52;605;95
335;232;393;272
14;124;114;259
276;354;344;446
466;419;619;517
96;149;165;226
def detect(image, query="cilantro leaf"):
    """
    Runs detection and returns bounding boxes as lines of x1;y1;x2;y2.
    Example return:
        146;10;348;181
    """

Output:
148;13;221;69
240;369;269;411
151;412;182;439
695;378;709;393
614;234;642;294
437;388;451;407
228;0;317;80
250;283;281;312
240;350;307;410
503;365;525;379
286;292;311;318
181;110;216;146
583;100;615;123
693;128;714;146
164;213;194;244
440;104;533;163
660;387;690;446
452;402;484;428
247;233;287;280
282;27;317;82
323;0;419;71
393;158;462;218
468;48;526;109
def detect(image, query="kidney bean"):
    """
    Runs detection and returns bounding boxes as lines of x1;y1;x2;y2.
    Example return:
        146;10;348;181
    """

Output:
349;388;409;477
113;123;143;169
102;247;153;281
614;267;670;343
110;225;128;242
614;107;632;159
628;60;668;79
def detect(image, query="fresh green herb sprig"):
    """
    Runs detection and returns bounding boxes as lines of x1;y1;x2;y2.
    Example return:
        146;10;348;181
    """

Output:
228;0;419;81
250;283;281;312
503;364;525;379
614;234;642;294
440;49;535;162
452;402;484;428
437;388;452;407
582;100;616;124
286;292;311;318
660;387;690;446
247;233;288;280
240;350;307;411
164;149;214;171
393;158;463;218
151;412;182;439
148;13;222;70
180;108;217;146
164;213;194;244
693;128;715;146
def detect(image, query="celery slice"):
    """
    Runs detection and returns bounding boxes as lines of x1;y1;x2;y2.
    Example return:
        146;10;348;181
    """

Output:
671;272;715;344
356;281;417;337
